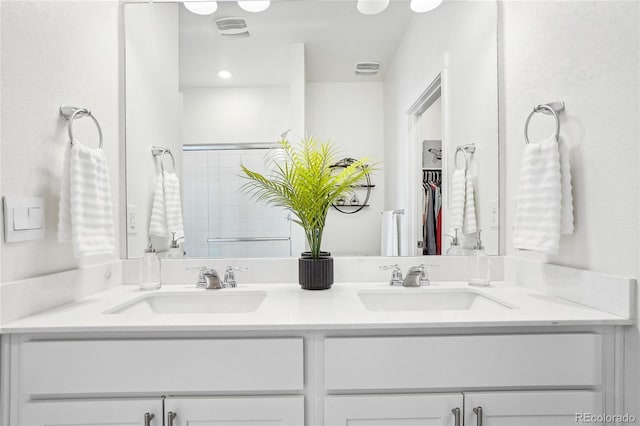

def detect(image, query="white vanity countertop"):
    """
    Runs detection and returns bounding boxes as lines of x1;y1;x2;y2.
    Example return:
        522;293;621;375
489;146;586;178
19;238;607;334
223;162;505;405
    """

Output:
0;281;632;334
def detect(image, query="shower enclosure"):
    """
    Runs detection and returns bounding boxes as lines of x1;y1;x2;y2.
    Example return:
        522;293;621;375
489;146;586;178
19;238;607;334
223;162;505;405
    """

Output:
182;144;292;258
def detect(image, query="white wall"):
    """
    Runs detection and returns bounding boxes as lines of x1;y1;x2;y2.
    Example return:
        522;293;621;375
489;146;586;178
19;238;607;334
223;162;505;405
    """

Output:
124;2;181;258
383;1;499;255
306;82;385;256
499;0;640;417
0;1;120;282
181;86;290;145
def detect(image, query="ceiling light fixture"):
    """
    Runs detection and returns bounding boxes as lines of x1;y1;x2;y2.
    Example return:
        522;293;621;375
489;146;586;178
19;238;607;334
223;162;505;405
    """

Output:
409;0;443;13
183;1;218;15
217;70;232;80
237;0;271;13
356;0;389;15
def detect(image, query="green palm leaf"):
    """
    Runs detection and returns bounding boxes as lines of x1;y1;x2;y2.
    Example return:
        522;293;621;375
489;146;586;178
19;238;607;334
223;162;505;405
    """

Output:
240;137;374;258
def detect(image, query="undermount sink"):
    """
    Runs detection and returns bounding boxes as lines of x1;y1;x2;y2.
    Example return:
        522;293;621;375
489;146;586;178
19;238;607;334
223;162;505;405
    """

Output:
358;288;513;312
106;291;267;315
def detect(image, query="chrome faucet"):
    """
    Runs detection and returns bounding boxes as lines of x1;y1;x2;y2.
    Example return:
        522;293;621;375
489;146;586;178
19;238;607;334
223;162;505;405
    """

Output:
223;266;248;288
187;267;222;289
380;264;404;286
403;264;431;287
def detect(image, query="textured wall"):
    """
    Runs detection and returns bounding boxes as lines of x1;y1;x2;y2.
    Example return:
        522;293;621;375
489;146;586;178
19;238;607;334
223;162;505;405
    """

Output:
499;0;640;417
1;1;121;282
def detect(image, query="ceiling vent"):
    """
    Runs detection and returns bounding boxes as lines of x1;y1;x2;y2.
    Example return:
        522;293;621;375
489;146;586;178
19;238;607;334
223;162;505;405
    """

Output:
355;62;382;76
215;17;250;39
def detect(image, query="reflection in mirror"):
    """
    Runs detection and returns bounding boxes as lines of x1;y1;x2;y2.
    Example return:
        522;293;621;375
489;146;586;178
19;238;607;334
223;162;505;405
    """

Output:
124;0;499;259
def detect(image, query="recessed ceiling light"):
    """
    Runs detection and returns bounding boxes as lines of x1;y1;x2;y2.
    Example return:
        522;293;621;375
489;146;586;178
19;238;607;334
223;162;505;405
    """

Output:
238;0;271;13
357;0;389;15
410;0;443;13
217;70;232;80
184;1;218;15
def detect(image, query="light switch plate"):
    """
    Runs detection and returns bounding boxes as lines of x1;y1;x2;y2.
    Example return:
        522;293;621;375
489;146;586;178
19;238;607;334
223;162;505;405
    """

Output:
3;196;45;242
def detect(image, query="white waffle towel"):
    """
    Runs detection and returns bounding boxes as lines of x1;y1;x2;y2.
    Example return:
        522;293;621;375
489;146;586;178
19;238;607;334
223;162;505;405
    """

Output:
58;143;115;257
149;171;184;239
381;210;405;256
513;136;574;253
449;169;466;235
463;172;478;234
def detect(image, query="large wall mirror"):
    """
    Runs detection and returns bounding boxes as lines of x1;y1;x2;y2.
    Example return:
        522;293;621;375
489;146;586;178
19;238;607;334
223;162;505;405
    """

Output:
124;0;499;259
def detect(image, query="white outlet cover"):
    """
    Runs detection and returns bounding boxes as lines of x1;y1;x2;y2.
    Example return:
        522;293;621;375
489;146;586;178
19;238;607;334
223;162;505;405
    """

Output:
127;204;138;235
489;199;499;228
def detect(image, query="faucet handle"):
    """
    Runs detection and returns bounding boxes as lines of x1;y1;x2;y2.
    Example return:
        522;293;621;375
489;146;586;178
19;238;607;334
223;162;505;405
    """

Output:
223;266;248;288
380;264;401;271
227;266;248;272
380;264;403;286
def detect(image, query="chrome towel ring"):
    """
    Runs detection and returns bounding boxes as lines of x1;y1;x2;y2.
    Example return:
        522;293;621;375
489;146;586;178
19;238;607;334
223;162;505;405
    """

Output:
152;146;177;173
454;143;476;171
524;101;565;144
59;105;103;149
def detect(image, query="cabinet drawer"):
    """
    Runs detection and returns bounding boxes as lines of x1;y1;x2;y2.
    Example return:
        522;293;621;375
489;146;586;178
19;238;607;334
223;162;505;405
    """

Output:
325;334;602;390
20;338;303;396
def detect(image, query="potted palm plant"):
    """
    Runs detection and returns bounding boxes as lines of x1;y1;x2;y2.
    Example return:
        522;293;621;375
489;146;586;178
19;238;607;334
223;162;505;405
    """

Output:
240;137;372;290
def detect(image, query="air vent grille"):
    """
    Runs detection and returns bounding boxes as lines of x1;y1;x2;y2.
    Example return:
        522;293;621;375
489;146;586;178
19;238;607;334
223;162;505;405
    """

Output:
355;62;382;76
215;17;250;38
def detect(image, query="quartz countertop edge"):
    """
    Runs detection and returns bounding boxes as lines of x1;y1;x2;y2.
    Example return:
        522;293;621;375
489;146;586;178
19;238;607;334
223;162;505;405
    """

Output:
0;282;632;334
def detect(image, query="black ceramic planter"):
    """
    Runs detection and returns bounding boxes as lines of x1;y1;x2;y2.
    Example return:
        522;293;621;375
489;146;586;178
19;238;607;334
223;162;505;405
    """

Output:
299;251;334;290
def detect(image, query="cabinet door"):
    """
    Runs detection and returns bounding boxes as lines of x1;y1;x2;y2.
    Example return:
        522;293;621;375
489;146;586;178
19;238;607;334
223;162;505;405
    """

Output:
164;396;304;425
18;398;162;426
325;393;463;426
464;391;603;426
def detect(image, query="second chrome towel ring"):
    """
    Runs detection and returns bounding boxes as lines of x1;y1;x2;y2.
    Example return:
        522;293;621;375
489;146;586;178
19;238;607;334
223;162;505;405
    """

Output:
152;146;177;173
524;101;565;144
454;144;476;171
60;105;103;149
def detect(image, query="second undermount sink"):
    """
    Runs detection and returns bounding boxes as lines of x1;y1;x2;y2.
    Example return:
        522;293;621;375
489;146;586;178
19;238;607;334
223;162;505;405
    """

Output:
358;288;513;312
105;291;267;315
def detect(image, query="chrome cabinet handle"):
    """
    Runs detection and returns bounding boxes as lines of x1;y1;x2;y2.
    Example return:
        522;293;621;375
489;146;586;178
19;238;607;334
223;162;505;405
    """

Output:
168;411;177;426
473;406;483;426
451;408;461;426
144;413;155;426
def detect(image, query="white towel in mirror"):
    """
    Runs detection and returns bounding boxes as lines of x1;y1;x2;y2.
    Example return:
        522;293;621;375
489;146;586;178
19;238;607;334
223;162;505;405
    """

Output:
149;171;184;239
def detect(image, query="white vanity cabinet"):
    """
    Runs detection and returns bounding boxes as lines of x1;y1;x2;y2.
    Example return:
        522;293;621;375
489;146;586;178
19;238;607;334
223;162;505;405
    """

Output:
325;391;602;426
6;331;613;426
8;337;305;425
323;334;606;426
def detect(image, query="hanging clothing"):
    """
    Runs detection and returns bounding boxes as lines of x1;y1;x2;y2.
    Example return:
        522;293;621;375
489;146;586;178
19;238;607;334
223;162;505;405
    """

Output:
422;172;442;256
